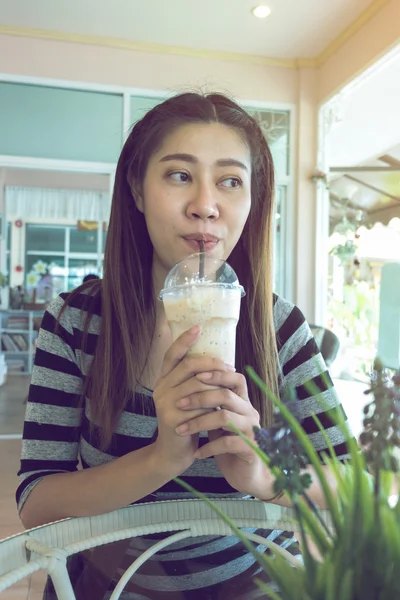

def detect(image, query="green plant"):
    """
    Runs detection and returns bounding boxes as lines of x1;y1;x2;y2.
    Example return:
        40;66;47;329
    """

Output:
0;272;8;287
330;239;357;264
177;361;400;599
328;282;379;377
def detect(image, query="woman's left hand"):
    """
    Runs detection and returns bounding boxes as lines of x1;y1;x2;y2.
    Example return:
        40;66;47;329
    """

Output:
174;370;275;498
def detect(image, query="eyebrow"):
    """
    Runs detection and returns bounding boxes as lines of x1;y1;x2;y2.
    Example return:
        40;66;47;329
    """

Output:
159;153;248;172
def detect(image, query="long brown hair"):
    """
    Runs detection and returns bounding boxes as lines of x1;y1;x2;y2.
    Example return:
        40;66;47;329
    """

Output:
65;92;279;449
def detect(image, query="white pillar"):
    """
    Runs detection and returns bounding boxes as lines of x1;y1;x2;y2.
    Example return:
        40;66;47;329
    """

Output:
293;67;318;323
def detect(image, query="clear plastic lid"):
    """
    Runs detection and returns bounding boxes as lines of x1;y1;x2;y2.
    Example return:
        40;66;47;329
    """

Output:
159;253;245;297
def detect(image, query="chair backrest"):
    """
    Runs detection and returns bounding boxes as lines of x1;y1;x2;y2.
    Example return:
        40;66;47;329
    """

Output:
310;325;340;367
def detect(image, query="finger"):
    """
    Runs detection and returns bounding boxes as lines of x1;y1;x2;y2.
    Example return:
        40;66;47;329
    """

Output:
171;379;220;406
176;387;249;415
175;410;252;437
167;355;235;389
175;407;215;427
195;371;248;399
195;435;257;461
160;325;201;378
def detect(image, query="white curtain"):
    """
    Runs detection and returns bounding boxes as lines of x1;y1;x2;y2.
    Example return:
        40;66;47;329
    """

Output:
5;186;110;222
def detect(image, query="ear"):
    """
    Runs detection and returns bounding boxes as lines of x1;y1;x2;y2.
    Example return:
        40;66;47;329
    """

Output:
130;181;144;213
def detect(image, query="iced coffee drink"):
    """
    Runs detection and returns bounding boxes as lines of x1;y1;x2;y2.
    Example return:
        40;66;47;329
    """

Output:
160;253;245;367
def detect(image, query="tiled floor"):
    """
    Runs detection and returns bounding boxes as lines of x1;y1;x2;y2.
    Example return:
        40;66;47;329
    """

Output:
0;376;47;599
0;376;30;436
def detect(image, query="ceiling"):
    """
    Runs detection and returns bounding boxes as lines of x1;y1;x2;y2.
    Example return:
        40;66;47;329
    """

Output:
0;0;377;60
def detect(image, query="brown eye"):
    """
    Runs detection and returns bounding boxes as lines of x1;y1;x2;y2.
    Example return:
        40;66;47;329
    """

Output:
169;171;191;183
220;177;242;188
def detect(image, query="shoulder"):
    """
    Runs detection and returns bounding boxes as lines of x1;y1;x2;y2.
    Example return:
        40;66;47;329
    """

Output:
272;294;319;368
43;285;102;337
272;294;306;338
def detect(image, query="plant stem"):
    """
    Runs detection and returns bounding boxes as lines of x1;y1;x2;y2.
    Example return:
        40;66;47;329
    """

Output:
294;501;315;576
303;491;333;540
374;467;381;524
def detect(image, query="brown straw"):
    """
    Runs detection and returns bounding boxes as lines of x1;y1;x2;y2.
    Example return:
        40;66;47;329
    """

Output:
199;240;205;278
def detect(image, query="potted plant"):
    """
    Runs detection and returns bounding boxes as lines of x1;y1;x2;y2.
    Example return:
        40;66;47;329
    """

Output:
178;359;400;599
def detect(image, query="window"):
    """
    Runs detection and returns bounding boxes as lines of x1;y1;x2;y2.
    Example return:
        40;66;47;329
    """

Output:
246;109;291;177
68;257;99;290
245;107;292;296
26;225;65;252
70;228;98;253
25;223;104;301
0;83;123;162
130;96;163;127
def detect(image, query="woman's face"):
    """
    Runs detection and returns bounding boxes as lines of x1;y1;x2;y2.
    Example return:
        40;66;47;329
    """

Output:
136;122;252;278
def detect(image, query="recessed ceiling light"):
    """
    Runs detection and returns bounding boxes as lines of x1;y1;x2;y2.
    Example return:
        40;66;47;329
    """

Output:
252;5;272;19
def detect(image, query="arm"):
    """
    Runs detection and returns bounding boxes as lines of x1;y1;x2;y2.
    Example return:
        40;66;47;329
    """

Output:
262;296;353;507
180;298;353;509
18;302;226;530
17;295;178;530
20;444;178;530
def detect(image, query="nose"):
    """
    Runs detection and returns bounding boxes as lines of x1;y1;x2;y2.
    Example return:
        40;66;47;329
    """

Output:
186;183;219;220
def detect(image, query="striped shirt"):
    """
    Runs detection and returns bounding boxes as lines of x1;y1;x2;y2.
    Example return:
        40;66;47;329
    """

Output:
17;291;351;599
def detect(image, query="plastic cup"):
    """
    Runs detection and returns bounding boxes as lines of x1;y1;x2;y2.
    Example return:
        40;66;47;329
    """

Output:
159;253;245;367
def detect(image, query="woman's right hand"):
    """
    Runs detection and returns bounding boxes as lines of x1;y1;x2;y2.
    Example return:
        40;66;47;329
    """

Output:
151;325;234;477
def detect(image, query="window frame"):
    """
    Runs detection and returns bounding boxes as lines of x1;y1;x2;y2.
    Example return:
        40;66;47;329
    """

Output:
0;74;295;301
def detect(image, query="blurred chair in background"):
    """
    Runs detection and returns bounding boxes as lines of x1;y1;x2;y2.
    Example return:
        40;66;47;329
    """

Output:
310;325;340;367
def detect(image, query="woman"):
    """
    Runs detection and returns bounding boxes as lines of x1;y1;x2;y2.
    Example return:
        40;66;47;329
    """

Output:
17;92;350;599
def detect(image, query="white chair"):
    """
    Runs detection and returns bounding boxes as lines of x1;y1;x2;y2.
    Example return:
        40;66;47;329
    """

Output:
0;498;332;599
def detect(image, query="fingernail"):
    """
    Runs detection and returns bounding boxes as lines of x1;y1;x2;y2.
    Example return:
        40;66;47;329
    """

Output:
176;398;190;408
189;325;201;335
196;372;213;381
176;424;189;435
225;363;236;372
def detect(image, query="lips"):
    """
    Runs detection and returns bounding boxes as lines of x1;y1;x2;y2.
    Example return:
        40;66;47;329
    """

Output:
182;234;220;252
183;234;219;243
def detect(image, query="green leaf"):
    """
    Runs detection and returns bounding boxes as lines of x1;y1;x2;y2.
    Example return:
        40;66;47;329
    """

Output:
174;476;305;581
254;579;283;600
357;467;374;534
394;494;400;518
246;367;341;533
259;552;305;599
174;477;270;569
325;566;336;600
314;560;331;597
225;421;275;471
337;568;354;600
293;503;316;578
310;413;345;488
322;455;352;504
380;470;394;499
296;499;332;555
380;503;400;562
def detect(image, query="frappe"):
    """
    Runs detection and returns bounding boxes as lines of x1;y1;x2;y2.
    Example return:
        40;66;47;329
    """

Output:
159;253;245;367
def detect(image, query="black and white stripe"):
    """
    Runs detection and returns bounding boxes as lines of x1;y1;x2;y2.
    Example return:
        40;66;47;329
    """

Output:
17;291;352;597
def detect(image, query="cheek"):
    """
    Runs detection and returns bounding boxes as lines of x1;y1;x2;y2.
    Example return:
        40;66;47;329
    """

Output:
143;199;179;244
144;185;177;217
232;197;251;228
